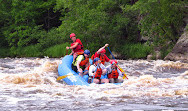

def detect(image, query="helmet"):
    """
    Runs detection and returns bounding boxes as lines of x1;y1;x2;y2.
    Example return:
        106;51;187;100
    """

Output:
110;60;117;65
100;49;106;53
84;49;90;55
70;33;76;38
94;57;100;63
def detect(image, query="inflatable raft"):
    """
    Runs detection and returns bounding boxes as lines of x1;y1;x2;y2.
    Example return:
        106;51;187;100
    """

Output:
58;55;122;86
58;55;90;86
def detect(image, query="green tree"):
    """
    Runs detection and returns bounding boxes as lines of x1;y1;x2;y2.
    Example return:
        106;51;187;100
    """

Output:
55;0;139;54
0;0;64;57
126;0;187;46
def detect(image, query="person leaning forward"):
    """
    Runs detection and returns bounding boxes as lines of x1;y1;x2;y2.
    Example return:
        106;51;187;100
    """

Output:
66;33;84;60
89;57;109;84
72;49;90;77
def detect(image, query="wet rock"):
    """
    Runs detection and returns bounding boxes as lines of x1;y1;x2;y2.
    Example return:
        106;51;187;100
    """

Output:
155;51;161;60
147;54;153;60
165;31;188;63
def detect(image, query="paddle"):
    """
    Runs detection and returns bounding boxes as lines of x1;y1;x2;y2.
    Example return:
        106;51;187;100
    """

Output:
66;49;68;55
107;47;128;79
115;65;128;79
57;73;73;81
92;63;99;79
88;62;100;83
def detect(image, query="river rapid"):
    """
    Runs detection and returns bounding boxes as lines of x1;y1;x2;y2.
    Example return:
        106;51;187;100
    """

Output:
0;57;187;111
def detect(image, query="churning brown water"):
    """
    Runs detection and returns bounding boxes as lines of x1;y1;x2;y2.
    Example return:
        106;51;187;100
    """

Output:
0;57;187;111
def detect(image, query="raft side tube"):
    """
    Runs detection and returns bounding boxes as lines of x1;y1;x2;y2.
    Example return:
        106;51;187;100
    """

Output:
58;55;89;86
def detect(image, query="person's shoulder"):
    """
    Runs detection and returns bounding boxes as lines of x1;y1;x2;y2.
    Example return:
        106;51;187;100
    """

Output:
77;54;84;59
100;63;105;67
106;65;111;69
104;54;108;57
94;52;97;55
94;52;99;56
76;38;81;41
89;65;95;69
104;54;110;60
78;54;83;57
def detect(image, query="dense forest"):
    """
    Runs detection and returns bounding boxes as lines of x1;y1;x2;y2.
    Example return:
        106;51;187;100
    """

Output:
0;0;187;59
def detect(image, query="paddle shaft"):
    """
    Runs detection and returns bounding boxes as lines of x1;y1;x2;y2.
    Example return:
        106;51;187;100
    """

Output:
92;63;99;80
66;49;68;55
107;47;128;79
115;65;128;79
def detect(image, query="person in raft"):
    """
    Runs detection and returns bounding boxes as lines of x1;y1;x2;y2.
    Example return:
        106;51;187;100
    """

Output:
91;44;111;65
106;60;123;83
66;33;84;60
89;57;109;84
72;49;91;77
91;44;112;80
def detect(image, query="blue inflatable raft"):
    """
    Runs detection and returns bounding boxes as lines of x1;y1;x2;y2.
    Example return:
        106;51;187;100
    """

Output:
58;55;122;86
58;55;90;86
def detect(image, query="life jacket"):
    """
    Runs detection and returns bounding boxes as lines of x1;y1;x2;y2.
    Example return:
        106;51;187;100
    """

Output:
91;54;94;60
108;67;119;79
79;57;89;67
72;55;88;68
91;54;106;65
99;55;105;65
76;51;84;55
94;67;102;79
71;39;84;52
86;65;90;70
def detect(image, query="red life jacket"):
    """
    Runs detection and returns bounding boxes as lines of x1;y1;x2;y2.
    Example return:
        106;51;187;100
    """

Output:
99;55;105;65
91;54;105;65
79;57;89;67
86;65;90;70
71;39;84;52
94;68;102;79
91;54;94;60
108;68;119;79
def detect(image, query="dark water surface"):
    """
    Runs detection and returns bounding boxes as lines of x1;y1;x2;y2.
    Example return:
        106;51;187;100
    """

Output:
0;57;187;111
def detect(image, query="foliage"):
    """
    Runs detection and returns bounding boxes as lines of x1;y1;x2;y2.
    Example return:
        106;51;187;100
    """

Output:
120;43;151;59
0;48;10;58
37;28;65;49
44;43;69;58
0;0;57;48
125;0;187;46
0;0;187;59
55;0;138;46
10;45;42;57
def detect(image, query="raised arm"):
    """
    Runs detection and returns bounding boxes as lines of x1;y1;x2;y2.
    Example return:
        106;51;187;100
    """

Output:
97;44;109;54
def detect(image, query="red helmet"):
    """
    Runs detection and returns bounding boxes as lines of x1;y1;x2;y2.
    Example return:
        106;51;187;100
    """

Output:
110;60;117;65
70;33;76;38
100;49;106;53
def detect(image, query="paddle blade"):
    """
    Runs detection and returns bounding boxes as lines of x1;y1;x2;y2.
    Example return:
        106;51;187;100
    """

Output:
123;75;128;79
123;76;125;79
57;73;73;81
117;65;128;79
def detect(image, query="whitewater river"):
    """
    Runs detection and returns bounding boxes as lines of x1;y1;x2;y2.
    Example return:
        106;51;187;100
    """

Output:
0;57;187;111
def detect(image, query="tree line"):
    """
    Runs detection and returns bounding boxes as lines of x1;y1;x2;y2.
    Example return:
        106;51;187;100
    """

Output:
0;0;187;59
